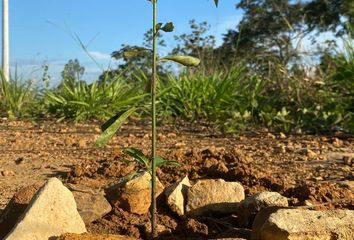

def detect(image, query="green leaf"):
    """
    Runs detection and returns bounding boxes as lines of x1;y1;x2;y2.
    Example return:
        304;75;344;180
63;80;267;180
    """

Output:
156;23;163;31
122;47;151;60
161;22;174;32
155;156;180;168
161;55;201;67
214;0;219;7
123;147;150;167
101;110;128;132
95;107;137;147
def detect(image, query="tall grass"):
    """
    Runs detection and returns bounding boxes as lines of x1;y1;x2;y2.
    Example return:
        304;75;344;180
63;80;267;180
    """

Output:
43;75;148;122
158;66;245;123
1;25;353;133
0;71;38;119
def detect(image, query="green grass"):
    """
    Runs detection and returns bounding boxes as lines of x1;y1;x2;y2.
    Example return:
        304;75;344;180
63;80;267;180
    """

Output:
1;26;353;134
43;75;148;122
0;71;38;119
157;66;245;122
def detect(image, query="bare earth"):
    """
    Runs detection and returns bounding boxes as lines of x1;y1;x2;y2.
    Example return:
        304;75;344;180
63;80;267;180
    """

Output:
0;120;353;239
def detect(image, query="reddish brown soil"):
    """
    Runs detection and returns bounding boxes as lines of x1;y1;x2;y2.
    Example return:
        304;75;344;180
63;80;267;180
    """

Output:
0;120;353;239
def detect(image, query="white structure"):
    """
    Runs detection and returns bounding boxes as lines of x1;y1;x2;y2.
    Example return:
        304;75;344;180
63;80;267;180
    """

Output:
2;0;9;81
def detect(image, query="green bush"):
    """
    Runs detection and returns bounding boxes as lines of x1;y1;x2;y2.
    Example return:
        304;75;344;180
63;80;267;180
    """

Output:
43;75;147;121
157;66;245;123
0;71;38;119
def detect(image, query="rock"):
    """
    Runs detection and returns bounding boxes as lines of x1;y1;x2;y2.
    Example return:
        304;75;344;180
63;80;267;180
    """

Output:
78;139;87;148
339;181;354;192
175;142;186;148
204;159;229;177
254;209;354;240
1;170;15;177
251;206;286;240
5;178;86;240
213;228;252;239
279;132;286;139
186;179;244;216
165;176;191;216
106;171;164;215
167;132;177;138
0;181;44;239
182;218;208;238
143;222;172;239
57;233;137;240
266;133;276;139
238;192;288;227
211;238;247;240
295;148;317;158
66;184;112;224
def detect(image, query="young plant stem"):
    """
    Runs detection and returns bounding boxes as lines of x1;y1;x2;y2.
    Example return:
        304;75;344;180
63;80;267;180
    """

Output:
150;0;157;238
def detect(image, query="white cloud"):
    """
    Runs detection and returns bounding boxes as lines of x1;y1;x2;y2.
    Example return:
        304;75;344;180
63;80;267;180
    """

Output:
88;51;111;61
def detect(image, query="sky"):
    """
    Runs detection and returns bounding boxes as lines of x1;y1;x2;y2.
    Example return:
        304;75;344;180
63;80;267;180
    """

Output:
2;0;243;83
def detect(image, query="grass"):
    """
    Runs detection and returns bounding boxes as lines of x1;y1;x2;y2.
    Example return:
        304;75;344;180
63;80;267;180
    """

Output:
157;66;245;123
0;71;38;119
43;75;148;122
0;25;353;134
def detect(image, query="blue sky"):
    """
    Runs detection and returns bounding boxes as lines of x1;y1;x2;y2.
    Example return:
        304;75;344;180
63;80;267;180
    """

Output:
3;0;242;83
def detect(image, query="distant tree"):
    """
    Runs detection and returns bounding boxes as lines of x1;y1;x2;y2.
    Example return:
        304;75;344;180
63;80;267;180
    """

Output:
219;0;307;72
100;29;166;82
171;20;216;71
304;0;354;35
61;59;85;82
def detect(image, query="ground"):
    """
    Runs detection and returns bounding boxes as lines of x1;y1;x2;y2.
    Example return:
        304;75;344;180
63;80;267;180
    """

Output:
0;119;353;239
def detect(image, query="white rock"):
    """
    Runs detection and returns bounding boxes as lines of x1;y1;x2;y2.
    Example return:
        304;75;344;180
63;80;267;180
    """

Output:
5;178;87;240
165;176;191;216
255;209;354;240
238;192;288;227
186;179;244;216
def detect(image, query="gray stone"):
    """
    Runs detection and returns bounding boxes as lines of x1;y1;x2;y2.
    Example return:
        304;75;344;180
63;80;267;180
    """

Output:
5;178;87;240
165;175;191;216
186;179;244;216
238;191;288;227
67;184;112;224
254;208;354;240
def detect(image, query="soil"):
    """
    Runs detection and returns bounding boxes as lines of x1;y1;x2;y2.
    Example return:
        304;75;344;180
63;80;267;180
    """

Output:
0;119;353;239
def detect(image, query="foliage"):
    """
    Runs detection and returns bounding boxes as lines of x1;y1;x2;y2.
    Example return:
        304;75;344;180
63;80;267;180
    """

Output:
0;71;38;119
220;0;307;71
61;59;85;81
304;0;354;34
172;20;216;71
44;75;146;122
157;66;245;122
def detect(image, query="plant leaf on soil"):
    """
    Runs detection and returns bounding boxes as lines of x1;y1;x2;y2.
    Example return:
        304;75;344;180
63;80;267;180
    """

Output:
155;156;180;168
123;147;150;167
96;107;137;147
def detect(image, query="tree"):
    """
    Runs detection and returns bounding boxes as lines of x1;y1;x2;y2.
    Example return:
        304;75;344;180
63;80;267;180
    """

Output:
304;0;354;35
219;0;307;72
2;0;9;81
172;20;216;71
61;59;85;82
99;29;167;85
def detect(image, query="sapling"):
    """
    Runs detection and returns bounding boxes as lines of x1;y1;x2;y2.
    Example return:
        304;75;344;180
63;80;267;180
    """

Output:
96;0;219;237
